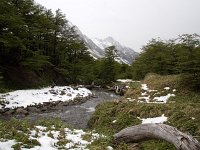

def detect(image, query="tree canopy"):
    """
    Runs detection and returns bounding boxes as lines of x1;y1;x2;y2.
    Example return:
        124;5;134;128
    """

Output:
0;0;132;87
131;34;200;90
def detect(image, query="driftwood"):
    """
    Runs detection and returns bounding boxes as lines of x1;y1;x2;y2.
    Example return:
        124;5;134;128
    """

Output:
113;124;200;150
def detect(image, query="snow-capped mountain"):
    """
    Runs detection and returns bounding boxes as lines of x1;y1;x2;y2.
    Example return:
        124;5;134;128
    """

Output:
91;37;139;64
72;24;139;64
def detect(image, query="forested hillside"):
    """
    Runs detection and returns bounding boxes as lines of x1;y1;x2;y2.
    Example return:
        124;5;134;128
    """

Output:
0;0;131;90
131;34;200;91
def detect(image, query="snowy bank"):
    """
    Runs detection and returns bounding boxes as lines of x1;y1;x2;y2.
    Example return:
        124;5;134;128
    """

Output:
0;86;92;109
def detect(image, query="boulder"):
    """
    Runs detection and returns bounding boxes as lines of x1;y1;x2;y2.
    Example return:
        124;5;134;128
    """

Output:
41;106;47;112
27;106;40;113
15;108;29;115
3;109;15;115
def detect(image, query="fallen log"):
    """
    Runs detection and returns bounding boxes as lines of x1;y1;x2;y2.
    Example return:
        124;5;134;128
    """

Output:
113;124;200;150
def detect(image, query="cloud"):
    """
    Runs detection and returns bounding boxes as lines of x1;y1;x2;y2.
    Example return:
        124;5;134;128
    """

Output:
35;0;200;52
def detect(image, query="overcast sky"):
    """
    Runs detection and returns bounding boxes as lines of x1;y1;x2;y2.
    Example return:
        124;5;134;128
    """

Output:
35;0;200;52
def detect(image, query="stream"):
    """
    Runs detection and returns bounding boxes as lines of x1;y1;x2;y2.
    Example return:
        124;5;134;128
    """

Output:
22;90;121;129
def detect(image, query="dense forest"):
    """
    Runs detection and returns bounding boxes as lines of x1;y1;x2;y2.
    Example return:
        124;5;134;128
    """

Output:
0;0;200;92
0;0;131;90
132;34;200;90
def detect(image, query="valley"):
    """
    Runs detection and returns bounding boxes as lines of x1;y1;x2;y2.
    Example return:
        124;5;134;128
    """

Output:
0;0;200;149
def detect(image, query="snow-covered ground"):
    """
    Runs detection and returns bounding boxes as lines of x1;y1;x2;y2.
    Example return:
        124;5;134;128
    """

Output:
137;84;176;103
0;86;92;109
116;79;139;83
0;125;99;150
138;114;168;124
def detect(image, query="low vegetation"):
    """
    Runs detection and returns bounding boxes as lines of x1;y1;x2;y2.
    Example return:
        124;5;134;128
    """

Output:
0;118;100;150
88;74;200;149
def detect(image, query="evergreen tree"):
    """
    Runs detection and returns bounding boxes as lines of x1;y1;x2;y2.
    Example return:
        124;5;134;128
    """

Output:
100;46;118;83
176;34;200;90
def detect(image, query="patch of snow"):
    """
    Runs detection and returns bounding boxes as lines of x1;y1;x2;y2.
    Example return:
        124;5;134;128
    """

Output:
139;114;167;124
173;89;176;92
138;96;150;103
164;87;170;90
116;79;134;83
141;84;149;91
24;126;99;150
65;129;90;149
112;120;117;123
0;86;92;109
141;92;147;96
35;126;47;131
0;140;16;150
107;146;114;150
149;90;158;92
154;94;175;103
128;99;135;102
34;133;58;150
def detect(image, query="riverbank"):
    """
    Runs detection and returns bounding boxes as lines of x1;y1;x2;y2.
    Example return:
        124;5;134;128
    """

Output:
0;88;121;129
87;74;200;149
0;88;120;150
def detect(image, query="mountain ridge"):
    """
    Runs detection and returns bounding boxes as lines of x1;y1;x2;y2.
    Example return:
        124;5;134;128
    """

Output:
72;25;139;64
91;36;139;64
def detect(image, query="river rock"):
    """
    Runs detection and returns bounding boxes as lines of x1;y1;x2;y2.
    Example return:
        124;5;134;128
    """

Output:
57;101;64;107
3;109;15;115
41;106;47;112
27;106;40;113
0;108;9;113
60;91;66;95
67;93;72;97
15;108;29;115
63;101;70;106
49;90;57;95
43;102;51;106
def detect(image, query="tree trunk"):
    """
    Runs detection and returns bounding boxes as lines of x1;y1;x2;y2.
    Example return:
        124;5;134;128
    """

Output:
113;124;200;150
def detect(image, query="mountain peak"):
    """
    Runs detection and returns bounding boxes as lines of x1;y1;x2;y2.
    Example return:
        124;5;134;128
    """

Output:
73;24;139;64
90;37;139;64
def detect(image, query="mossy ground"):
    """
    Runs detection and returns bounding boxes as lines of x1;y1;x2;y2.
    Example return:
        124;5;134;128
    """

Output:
0;118;90;150
88;74;200;149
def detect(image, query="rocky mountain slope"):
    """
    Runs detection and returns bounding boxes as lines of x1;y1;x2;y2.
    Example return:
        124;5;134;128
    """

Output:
91;37;139;64
73;25;139;64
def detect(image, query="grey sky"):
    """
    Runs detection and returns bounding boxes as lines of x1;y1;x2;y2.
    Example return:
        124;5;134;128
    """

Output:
35;0;200;52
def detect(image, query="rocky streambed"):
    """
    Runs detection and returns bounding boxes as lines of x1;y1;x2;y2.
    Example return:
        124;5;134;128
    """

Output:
0;89;121;129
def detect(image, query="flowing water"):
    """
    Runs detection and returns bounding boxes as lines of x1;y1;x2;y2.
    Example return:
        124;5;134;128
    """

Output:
24;90;120;129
